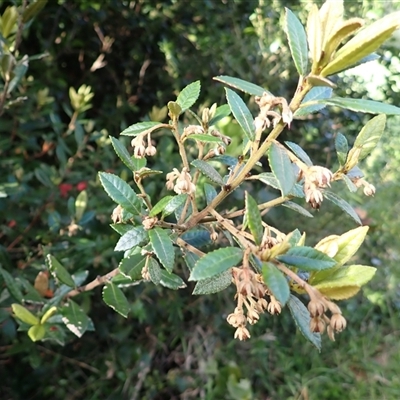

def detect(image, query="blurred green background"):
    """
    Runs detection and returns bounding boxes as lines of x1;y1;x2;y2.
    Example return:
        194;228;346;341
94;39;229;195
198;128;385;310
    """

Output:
1;0;400;399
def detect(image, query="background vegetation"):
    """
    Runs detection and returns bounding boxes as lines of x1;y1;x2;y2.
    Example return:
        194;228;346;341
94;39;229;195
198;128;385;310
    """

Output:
1;0;400;399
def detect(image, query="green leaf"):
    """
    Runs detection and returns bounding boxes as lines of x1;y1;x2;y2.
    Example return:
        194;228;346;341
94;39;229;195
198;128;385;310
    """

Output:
40;306;57;324
148;227;175;273
209;104;232;125
110;224;135;235
323;191;361;225
28;325;46;342
167;101;182;118
159;270;186;289
294;87;333;118
114;226;148;251
22;0;48;22
268;142;296;197
102;283;130;318
315;97;400;115
335;133;348;166
277;246;336;271
288;295;321;351
285;141;313;166
110;136;137;171
285;8;308;75
225;88;255;141
61;300;89;338
11;304;40;326
282;201;313;218
262;262;290;305
149;196;174;217
148;257;161;285
47;255;75;287
192;270;232;295
183;250;200;271
245;192;263;245
214;75;270;96
321;11;400;77
119;254;146;281
75;190;87;221
120;121;163;136
186;134;223;143
181;229;210;247
353;114;386;161
0;267;23;302
98;172;142;215
176;80;201;112
132;156;146;171
189;247;243;281
191;159;224;185
256;172;304;198
204;183;218;205
163;194;188;217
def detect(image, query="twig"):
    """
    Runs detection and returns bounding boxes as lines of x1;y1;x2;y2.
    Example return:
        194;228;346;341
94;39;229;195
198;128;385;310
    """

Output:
66;268;119;298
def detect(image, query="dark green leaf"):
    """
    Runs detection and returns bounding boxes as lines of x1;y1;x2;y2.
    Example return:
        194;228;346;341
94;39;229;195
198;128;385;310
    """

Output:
102;283;130;318
119;254;146;281
159;270;186;289
245;192;263;245
282;201;313;218
268;142;296;196
183;250;200;272
149;196;174;217
163;194;188;217
323;191;362;225
110;136;138;171
262;262;290;305
191;159;224;185
181;229;211;247
225;88;255;141
120;121;163;136
61;300;89;338
132;156;146;170
0;267;23;302
288;295;321;351
114;226;148;251
148;258;161;285
256;172;304;198
22;0;48;22
148;227;175;273
187;134;222;143
98;172;142;215
214;75;271;96
335;133;348;166
204;183;218;205
316;97;400;115
294;87;333;118
285;8;308;75
277;246;336;271
285;141;313;166
209;104;232;125
47;255;75;287
110;224;134;235
192;270;232;295
176;81;201;112
189;247;243;281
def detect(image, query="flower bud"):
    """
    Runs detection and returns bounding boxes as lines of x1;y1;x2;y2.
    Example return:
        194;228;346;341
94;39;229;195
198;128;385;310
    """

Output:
330;313;347;332
234;325;251;341
308;299;326;317
310;316;326;333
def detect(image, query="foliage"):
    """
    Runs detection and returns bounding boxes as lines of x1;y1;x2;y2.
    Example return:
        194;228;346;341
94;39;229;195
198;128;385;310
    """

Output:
1;0;400;399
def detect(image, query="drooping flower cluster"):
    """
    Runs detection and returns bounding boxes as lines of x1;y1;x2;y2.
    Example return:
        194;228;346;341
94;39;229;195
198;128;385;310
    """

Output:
227;267;281;340
307;296;347;341
166;167;196;195
301;165;333;209
131;132;157;158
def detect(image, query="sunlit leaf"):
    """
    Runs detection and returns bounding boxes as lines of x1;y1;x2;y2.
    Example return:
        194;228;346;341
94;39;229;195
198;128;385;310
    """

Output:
11;304;39;326
47;255;75;288
335;133;348;166
285;8;308;75
148;257;161;285
213;75;270;96
28;325;46;342
225;88;255;142
285;141;313;166
110;136;137;171
323;191;361;224
159;270;186;289
148;227;175;273
61;300;89;338
114;226;148;251
120;121;163;136
191;159;224;185
119;254;146;281
176;80;201;112
98;172;142;215
102;283;130;318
